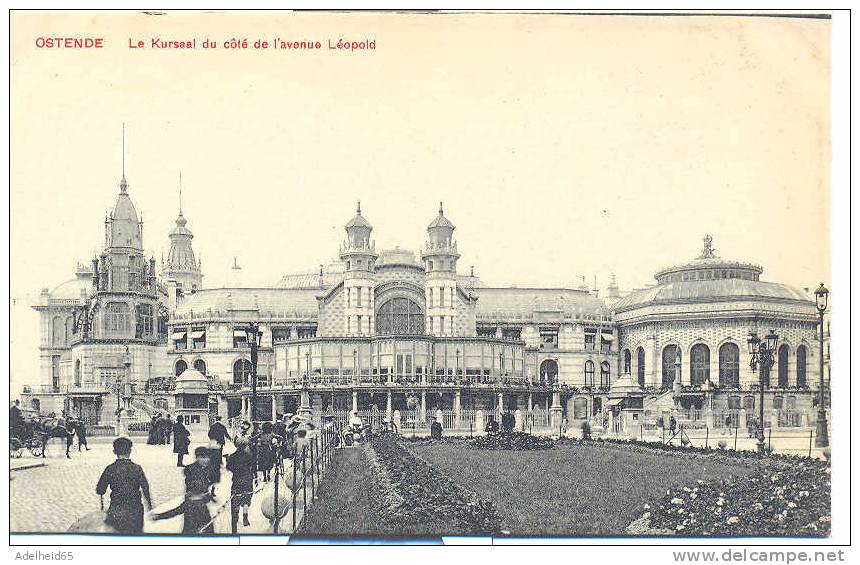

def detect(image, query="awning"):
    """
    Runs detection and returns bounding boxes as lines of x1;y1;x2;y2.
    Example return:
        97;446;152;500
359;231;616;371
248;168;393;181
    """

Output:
190;330;206;339
601;334;614;341
233;330;247;339
171;331;186;340
607;398;624;407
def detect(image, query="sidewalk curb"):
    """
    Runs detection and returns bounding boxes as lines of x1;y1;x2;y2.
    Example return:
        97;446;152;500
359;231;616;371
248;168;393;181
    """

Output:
10;461;47;472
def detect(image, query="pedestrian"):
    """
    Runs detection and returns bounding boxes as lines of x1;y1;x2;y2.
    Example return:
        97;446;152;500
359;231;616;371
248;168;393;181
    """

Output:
10;399;24;440
256;422;275;482
208;416;229;456
95;437;153;534
669;415;677;435
162;413;173;445
76;418;90;451
150;447;215;534
173;418;191;467
147;413;160;445
430;417;442;439
225;436;255;533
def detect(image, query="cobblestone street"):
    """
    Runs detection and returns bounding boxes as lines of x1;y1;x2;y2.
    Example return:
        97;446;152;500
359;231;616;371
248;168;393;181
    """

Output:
10;438;205;533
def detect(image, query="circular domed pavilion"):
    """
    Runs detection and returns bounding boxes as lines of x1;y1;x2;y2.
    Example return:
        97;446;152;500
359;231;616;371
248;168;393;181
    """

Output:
613;236;822;427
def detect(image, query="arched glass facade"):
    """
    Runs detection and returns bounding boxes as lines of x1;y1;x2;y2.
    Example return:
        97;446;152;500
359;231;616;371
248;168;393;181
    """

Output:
376;298;424;335
718;343;740;387
690;344;710;387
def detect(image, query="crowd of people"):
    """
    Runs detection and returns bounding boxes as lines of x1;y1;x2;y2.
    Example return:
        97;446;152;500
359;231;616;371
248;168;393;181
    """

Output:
95;413;309;535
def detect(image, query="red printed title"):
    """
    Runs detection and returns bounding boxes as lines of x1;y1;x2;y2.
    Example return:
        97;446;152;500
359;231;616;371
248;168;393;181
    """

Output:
35;36;377;51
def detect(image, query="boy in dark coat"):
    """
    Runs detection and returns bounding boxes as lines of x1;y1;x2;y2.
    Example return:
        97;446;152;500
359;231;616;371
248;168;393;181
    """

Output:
96;437;152;534
151;447;215;534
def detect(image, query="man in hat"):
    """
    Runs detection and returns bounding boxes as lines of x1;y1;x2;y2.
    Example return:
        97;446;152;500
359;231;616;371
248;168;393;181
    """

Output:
96;437;153;534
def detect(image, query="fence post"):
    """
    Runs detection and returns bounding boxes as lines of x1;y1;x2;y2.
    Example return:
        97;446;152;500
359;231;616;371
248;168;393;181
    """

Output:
734;425;738;451
705;426;709;449
808;429;813;458
273;446;280;534
662;425;666;444
768;428;772;452
291;452;298;532
309;440;316;501
301;446;308;514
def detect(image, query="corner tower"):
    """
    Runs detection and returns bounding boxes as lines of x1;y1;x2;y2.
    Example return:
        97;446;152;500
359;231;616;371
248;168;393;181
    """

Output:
422;202;460;336
339;202;377;336
163;176;203;310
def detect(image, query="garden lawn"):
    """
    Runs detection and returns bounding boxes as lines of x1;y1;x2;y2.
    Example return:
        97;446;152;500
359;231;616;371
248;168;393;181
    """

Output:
409;442;754;536
297;447;392;537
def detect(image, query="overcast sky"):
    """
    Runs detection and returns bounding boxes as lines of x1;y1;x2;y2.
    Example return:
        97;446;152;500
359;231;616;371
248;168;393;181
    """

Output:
10;12;831;391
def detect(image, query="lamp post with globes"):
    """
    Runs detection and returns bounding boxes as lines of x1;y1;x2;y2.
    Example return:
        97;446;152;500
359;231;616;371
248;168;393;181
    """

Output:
243;322;264;424
747;329;779;454
814;283;830;448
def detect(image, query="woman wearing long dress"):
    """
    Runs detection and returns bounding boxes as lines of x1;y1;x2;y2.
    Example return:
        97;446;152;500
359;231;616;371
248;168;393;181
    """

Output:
173;418;191;467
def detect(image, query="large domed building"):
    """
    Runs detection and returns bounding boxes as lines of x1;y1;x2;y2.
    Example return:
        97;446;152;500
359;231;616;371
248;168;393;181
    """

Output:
22;150;829;437
614;235;824;427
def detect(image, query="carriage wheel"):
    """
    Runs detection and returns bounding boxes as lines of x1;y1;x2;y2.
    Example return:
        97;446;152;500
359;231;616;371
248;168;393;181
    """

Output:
28;443;44;457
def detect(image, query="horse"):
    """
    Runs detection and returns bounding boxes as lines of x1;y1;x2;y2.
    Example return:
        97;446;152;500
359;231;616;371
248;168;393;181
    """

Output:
34;416;76;458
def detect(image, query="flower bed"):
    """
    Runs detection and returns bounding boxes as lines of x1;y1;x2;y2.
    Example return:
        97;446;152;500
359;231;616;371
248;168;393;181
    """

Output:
469;431;555;450
367;436;502;535
628;459;830;537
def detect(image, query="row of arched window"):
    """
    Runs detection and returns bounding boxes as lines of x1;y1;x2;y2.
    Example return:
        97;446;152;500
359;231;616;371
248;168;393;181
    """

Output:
583;360;611;387
174;358;208;376
622;342;808;389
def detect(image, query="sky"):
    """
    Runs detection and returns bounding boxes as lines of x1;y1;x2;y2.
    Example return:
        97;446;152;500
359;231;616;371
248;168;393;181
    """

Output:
9;11;832;392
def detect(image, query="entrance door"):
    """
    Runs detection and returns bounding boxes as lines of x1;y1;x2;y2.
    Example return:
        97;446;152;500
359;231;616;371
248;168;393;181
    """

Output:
79;399;99;425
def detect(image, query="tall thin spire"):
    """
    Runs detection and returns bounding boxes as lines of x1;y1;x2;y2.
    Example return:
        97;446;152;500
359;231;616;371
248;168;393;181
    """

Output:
179;172;183;215
439;201;444;215
356;200;361;215
119;122;128;193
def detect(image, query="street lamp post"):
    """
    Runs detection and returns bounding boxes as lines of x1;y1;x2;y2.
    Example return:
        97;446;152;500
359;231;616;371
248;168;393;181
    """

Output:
747;329;779;454
243;323;264;424
814;283;830;448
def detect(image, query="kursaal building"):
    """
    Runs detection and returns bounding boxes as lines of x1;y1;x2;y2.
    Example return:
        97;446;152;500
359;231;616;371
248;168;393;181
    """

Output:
25;166;831;437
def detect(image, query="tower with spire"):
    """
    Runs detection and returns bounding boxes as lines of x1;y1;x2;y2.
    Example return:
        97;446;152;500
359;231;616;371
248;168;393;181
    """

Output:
339;201;377;336
163;173;203;310
422;202;460;336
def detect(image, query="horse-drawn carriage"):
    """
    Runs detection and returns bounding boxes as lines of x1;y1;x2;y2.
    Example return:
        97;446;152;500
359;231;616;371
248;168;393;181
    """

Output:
9;415;78;458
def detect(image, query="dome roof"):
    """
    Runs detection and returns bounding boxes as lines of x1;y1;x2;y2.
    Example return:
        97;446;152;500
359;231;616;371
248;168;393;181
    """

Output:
176;368;206;383
345;201;372;229
612;236;812;313
428;202;454;230
108;187;142;249
50;276;91;300
612;279;812;312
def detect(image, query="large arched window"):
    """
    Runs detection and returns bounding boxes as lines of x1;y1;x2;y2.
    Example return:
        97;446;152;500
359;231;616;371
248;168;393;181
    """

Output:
135;304;153;338
584;360;595;387
690;344;710;387
662;345;680;389
719;343;740;387
600;361;611;387
233;359;252;386
636;346;646;387
193;359;207;375
104;302;131;334
174;360;188;377
623;349;632;373
777;344;789;388
376;298;424;335
796;345;807;388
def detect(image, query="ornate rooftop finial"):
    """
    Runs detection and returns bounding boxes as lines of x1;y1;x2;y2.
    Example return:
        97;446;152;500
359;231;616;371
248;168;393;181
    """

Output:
179;171;183;216
356;200;361;215
439;201;444;216
119;122;128;193
700;234;716;259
